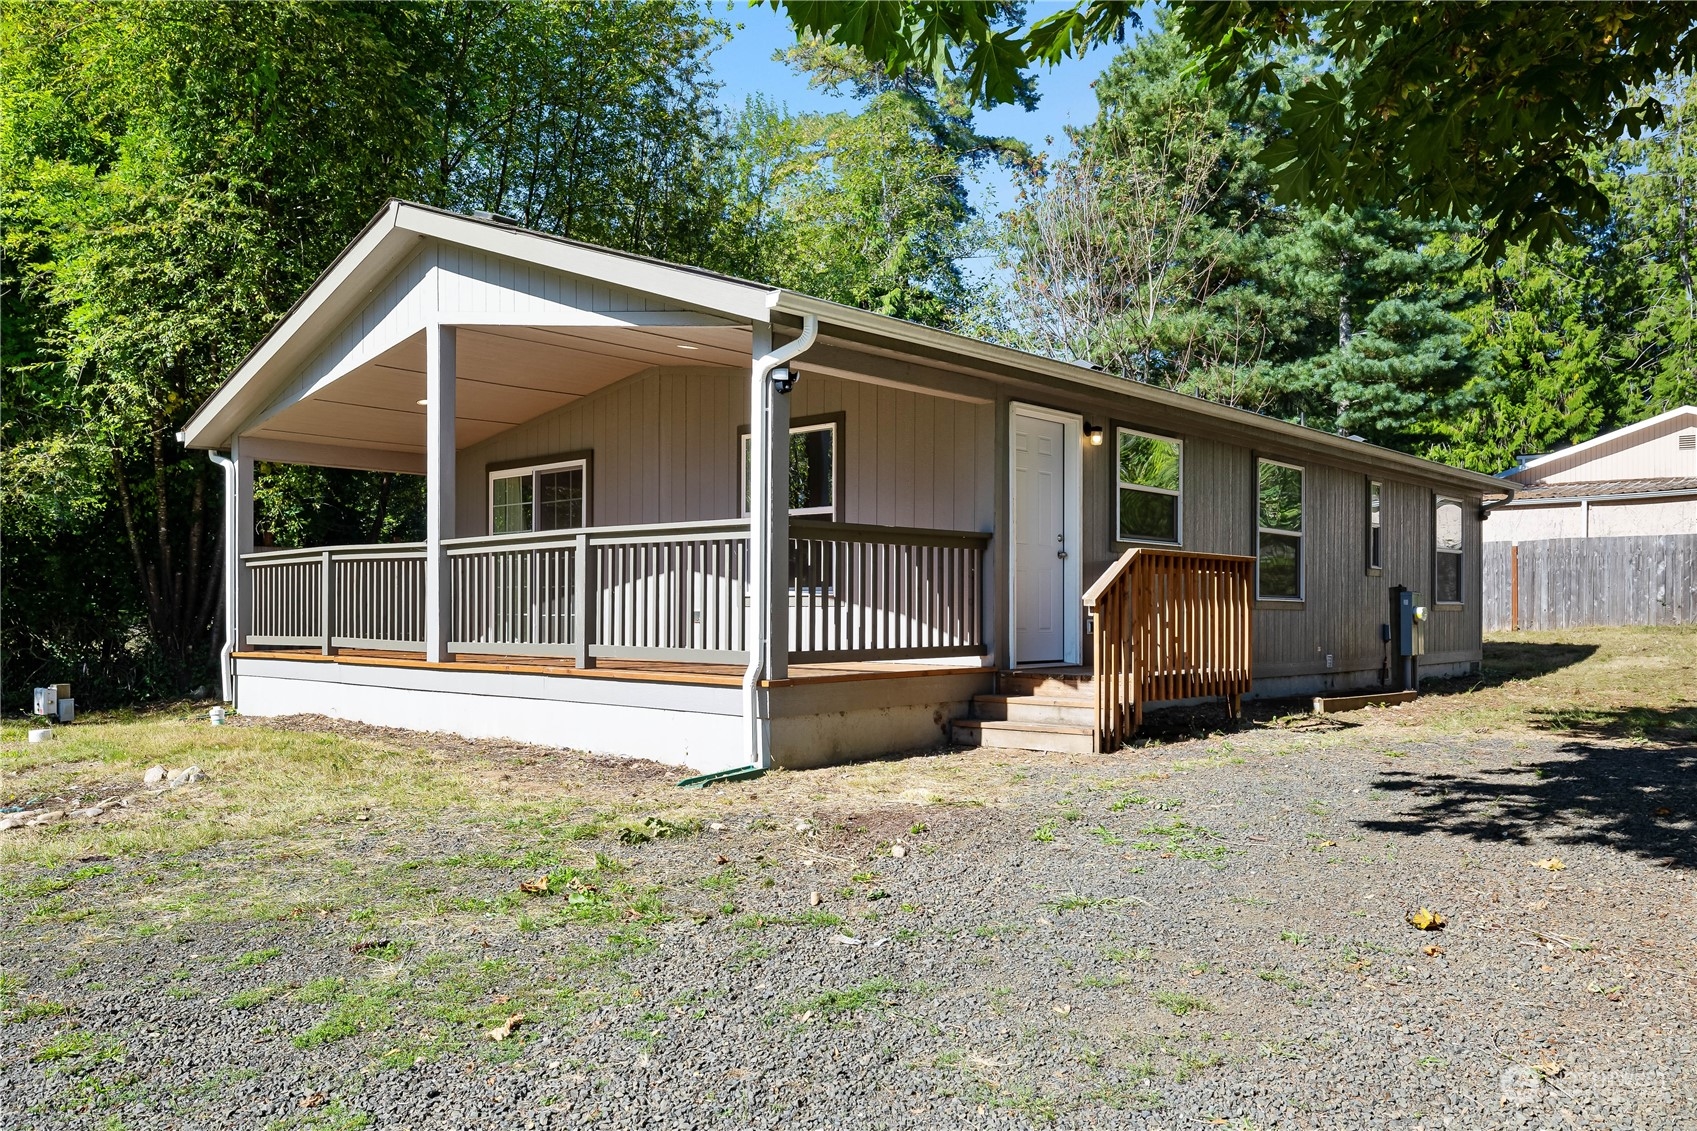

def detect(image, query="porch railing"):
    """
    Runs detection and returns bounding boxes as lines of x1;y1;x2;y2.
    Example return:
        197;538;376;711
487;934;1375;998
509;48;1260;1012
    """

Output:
246;542;427;651
788;521;990;663
242;518;988;667
1083;547;1254;750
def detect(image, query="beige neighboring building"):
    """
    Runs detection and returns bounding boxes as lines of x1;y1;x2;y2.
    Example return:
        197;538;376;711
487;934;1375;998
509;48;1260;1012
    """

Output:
1485;406;1697;542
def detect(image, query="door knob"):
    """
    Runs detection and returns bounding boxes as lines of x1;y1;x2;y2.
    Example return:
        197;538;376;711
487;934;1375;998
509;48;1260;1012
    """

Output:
1057;550;1068;559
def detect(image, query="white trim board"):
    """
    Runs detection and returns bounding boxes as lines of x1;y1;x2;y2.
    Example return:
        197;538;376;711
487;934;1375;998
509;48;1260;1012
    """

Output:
1007;402;1084;667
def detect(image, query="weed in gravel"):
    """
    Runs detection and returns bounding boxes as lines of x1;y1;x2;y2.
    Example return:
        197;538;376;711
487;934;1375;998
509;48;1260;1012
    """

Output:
1173;1050;1225;1082
777;976;906;1024
292;981;402;1048
1152;990;1214;1016
32;1030;124;1069
227;946;282;969
1047;894;1126;913
623;1008;668;1048
1089;825;1124;846
1256;969;1307;992
699;868;739;891
1278;930;1308;946
1078;973;1129;989
733;909;841;930
1032;821;1058;843
226;985;286;1010
1132;820;1234;864
1104;946;1154;964
1085;1081;1164;1111
5;998;69;1023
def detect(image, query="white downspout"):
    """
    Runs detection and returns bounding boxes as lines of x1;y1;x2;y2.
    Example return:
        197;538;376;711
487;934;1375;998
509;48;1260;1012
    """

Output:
207;450;237;703
742;312;819;769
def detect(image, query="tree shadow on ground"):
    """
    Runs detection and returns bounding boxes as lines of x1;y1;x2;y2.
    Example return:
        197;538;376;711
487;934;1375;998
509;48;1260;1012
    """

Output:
1358;705;1697;869
1419;639;1601;699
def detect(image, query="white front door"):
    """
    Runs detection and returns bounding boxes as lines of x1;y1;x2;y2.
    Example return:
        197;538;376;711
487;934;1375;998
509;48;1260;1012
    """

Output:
1013;412;1067;664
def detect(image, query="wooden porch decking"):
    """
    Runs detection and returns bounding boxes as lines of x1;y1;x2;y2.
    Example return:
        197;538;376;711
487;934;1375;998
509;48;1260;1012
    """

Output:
234;648;989;689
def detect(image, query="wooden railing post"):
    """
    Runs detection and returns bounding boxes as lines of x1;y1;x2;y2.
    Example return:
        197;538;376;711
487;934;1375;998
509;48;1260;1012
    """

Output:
573;532;595;669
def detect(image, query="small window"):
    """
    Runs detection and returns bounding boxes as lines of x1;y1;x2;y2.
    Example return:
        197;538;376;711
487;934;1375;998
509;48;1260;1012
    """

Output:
1257;459;1303;600
1116;429;1182;544
1435;497;1464;604
488;459;587;534
1367;480;1383;571
742;421;837;520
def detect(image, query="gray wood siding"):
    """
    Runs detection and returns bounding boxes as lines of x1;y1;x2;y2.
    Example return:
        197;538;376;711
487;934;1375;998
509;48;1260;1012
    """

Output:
455;368;994;535
1076;414;1482;678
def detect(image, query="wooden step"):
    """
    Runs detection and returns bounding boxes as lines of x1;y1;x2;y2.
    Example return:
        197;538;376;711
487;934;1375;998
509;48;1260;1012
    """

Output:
950;717;1096;754
970;694;1096;726
997;670;1094;698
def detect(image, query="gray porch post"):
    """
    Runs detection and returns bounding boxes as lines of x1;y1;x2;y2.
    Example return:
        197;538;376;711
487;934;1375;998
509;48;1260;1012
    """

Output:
425;323;457;663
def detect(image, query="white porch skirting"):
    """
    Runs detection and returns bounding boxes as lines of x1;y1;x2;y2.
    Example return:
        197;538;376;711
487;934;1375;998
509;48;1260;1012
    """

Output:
233;657;990;773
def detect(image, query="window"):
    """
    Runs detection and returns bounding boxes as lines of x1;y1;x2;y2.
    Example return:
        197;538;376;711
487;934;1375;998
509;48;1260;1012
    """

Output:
1367;480;1383;571
1116;429;1182;543
488;459;587;534
741;420;837;520
1435;497;1464;604
1256;459;1304;600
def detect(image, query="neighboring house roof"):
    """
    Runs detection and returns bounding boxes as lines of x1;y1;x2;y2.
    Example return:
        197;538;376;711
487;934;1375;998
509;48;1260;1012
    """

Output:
181;199;1508;496
1507;476;1697;501
1506;405;1697;483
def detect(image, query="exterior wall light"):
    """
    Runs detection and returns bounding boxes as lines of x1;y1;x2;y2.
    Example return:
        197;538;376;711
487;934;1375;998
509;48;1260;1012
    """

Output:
1085;422;1104;446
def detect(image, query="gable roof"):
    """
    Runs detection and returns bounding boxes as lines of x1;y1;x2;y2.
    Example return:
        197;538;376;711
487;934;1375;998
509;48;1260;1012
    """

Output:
1506;405;1697;483
183;200;1508;496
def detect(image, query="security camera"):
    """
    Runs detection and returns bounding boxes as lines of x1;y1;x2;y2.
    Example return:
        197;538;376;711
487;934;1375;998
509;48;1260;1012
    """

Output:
771;366;796;394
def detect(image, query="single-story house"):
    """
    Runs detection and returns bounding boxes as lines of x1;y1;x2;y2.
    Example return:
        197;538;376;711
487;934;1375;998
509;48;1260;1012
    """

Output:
1481;406;1697;631
1484;406;1697;542
181;201;1508;773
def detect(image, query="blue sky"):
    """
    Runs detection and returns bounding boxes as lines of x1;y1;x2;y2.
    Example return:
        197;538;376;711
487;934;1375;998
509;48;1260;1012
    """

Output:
708;3;1140;221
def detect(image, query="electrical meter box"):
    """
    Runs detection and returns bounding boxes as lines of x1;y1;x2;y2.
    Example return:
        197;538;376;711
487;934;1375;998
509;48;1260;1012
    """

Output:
1396;590;1427;657
33;684;73;722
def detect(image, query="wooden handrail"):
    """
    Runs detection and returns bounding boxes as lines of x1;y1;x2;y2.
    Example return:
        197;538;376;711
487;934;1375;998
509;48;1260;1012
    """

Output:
1084;547;1255;751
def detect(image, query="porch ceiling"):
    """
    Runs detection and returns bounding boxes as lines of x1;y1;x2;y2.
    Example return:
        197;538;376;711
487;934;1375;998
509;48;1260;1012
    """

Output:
245;322;752;456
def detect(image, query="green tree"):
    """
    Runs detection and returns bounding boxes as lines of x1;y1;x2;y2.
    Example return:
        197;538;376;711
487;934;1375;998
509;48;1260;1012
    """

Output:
725;40;1025;327
778;1;1697;249
1;0;737;704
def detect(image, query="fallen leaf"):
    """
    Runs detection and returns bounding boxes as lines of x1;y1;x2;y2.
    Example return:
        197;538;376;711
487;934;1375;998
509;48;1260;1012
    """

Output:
299;1092;327;1110
1533;1061;1564;1079
1313;840;1337;849
1532;857;1566;872
519;875;550;895
1052;1003;1071;1016
487;1012;525;1042
349;938;391;955
1407;908;1447;931
715;854;729;865
809;891;822;907
1654;806;1672;817
1421;944;1445;958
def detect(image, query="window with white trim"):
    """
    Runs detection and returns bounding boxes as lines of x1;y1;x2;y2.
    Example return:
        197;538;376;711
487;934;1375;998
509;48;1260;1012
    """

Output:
1256;459;1304;599
741;420;837;520
1435;497;1464;604
1367;479;1383;571
488;459;587;534
1116;428;1182;544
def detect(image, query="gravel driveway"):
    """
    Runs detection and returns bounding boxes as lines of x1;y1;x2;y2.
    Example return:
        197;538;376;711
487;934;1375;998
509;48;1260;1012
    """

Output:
2;683;1693;1130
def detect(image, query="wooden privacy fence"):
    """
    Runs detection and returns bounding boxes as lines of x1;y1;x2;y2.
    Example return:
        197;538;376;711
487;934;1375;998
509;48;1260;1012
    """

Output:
788;521;991;663
1484;534;1697;631
1083;548;1255;751
243;519;989;667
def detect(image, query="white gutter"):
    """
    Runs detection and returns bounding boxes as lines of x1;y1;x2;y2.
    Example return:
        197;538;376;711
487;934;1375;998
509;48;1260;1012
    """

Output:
742;311;819;769
206;451;237;702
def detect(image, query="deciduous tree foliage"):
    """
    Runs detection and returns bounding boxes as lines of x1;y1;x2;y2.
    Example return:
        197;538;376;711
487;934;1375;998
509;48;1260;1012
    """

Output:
1;0;734;705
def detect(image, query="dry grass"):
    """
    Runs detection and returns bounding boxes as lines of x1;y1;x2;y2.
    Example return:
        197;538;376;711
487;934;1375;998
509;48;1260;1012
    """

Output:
1380;625;1697;740
3;625;1691;871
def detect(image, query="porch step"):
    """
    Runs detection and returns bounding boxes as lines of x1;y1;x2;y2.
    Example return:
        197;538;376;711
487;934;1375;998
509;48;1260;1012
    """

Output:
969;694;1096;726
994;669;1094;699
951;669;1098;753
949;717;1097;755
